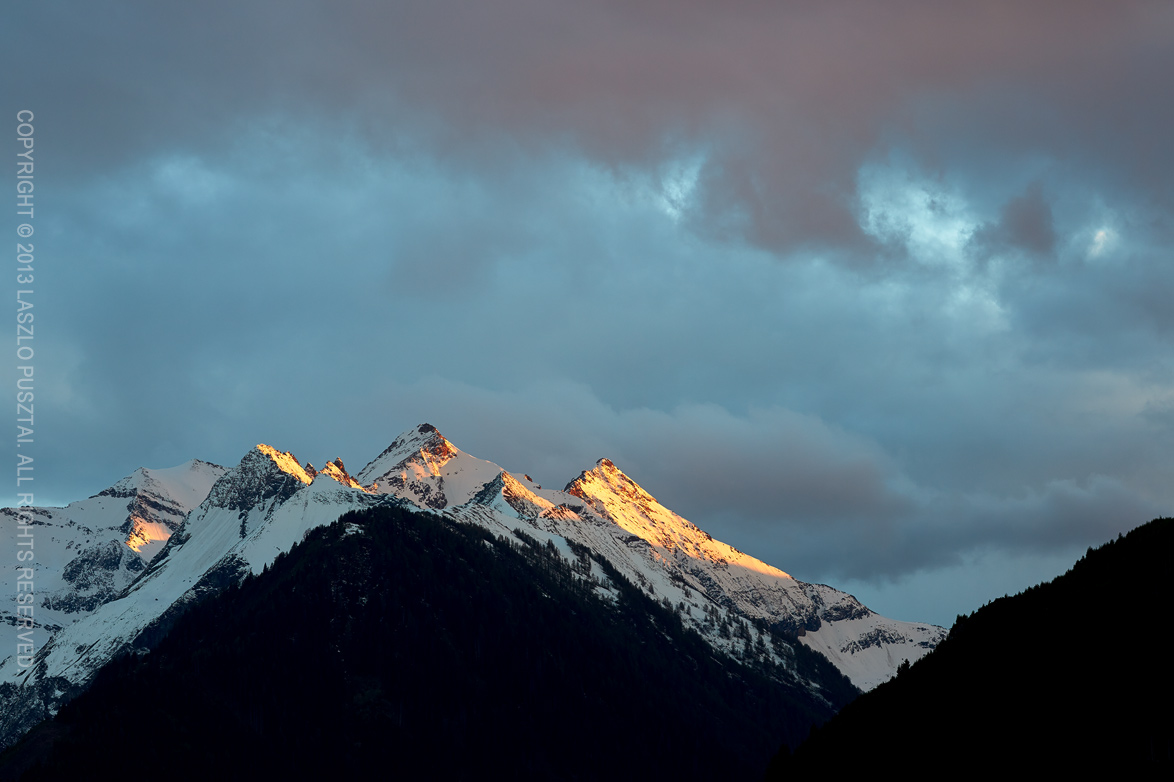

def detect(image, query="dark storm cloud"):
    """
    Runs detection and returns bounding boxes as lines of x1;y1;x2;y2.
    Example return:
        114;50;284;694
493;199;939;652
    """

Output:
7;1;1174;625
10;1;1173;251
339;377;1160;582
970;182;1056;258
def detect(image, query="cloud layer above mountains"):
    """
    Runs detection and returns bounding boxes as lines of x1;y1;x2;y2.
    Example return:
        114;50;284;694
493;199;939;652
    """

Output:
7;1;1172;623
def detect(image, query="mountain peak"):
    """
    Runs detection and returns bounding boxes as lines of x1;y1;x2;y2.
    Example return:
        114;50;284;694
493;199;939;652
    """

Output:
255;444;315;485
357;423;460;486
0;422;947;737
565;458;657;509
407;422;452;451
199;444;317;514
318;458;365;491
356;424;514;510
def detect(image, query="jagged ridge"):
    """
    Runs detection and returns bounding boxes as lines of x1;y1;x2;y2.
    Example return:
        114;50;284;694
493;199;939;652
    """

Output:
0;423;944;751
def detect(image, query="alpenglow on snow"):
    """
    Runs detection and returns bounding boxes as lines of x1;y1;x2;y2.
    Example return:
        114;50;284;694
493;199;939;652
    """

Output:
0;424;943;748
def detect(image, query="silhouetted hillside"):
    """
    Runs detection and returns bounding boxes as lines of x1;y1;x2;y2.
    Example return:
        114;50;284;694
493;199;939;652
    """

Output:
2;505;855;780
772;517;1173;774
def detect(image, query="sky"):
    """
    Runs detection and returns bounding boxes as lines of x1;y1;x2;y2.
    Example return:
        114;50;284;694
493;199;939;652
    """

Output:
5;1;1173;626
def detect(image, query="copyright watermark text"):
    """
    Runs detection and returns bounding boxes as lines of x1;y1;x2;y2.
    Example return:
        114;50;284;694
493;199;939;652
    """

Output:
14;110;36;668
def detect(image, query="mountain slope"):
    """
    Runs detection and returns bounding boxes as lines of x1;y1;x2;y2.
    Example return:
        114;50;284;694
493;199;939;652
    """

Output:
0;459;224;646
0;423;943;750
1;506;852;779
5;447;386;688
773;517;1174;772
0;449;376;745
374;427;943;690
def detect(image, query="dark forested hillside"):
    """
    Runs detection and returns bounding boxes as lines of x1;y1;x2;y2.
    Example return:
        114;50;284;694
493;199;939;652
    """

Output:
1;505;854;780
772;517;1173;773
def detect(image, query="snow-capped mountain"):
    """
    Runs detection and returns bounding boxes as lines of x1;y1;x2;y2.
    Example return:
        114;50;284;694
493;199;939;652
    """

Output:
360;425;943;689
0;460;225;648
0;424;943;747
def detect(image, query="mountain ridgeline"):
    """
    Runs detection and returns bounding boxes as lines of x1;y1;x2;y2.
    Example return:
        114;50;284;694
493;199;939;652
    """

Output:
2;505;854;779
1;426;1166;775
0;424;945;754
772;517;1174;772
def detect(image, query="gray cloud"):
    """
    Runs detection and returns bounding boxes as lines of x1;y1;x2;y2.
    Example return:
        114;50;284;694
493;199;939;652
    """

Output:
6;1;1174;626
971;182;1056;258
10;1;1173;252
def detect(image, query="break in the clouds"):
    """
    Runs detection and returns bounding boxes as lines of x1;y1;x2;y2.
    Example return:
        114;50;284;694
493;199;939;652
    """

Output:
6;1;1173;625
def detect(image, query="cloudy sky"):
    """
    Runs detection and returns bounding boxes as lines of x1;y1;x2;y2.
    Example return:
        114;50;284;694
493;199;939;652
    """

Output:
6;1;1173;625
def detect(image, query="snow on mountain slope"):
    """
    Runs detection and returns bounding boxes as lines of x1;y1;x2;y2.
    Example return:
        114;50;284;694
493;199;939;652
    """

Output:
795;584;941;690
357;423;503;509
567;457;940;689
0;459;225;651
0;445;391;743
356;425;942;691
1;423;944;748
448;449;943;691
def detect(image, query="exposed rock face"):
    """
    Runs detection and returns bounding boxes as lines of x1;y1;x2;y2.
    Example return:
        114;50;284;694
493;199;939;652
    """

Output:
0;424;945;750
